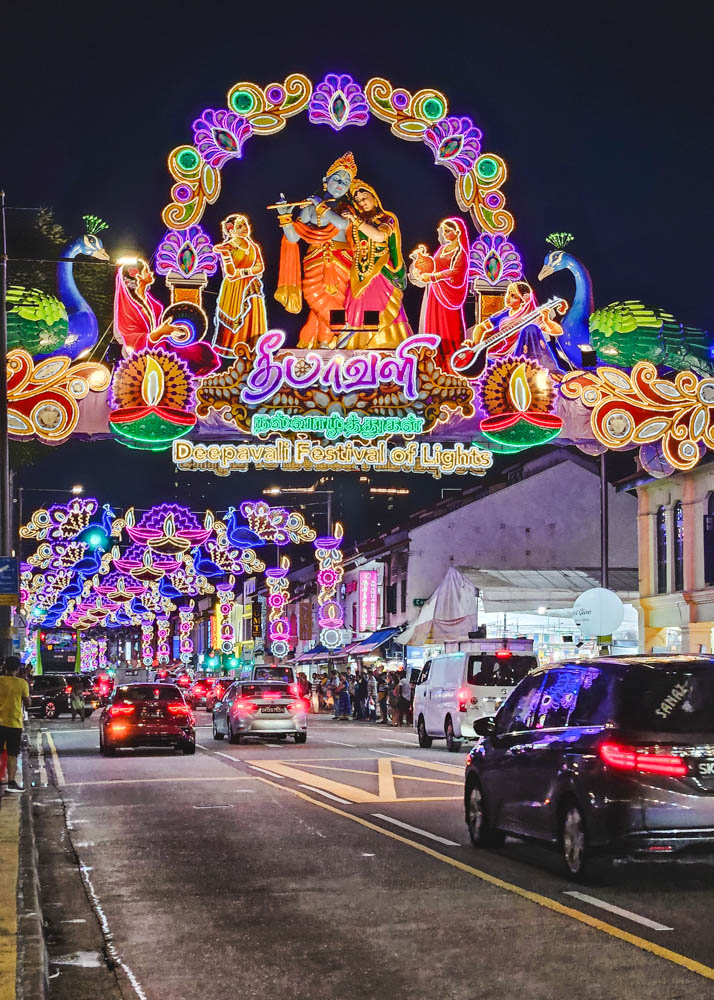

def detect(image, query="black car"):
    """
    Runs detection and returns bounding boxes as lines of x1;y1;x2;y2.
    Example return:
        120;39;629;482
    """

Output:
29;674;100;719
464;655;714;878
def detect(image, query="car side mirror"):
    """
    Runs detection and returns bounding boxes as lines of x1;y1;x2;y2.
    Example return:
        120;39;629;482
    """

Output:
473;716;496;738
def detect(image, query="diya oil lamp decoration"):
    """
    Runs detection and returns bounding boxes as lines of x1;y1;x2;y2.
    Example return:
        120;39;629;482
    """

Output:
478;358;563;453
108;349;196;451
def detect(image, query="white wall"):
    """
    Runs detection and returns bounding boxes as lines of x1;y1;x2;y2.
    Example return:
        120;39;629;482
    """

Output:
403;459;638;622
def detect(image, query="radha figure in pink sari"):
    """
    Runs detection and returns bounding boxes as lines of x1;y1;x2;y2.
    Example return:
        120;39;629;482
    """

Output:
342;180;413;349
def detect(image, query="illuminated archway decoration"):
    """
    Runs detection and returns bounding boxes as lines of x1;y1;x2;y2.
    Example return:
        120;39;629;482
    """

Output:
265;557;291;659
561;361;714;472
156;616;171;664
161;73;513;237
313;523;345;650
178;604;194;664
215;580;237;654
141;618;154;667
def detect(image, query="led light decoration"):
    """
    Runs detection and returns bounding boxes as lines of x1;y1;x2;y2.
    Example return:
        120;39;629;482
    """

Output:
313;523;344;650
265;557;291;659
192;109;253;168
469;234;524;287
156;616;171;664
141;618;155;667
423;116;482;176
80;637;98;673
6;350;111;445
109;349;196;451
124;504;214;552
216;580;237;655
479;358;563;452
309;73;369;130
156;225;218;279
178;604;195;664
239;501;316;545
561;361;714;472
97;637;108;673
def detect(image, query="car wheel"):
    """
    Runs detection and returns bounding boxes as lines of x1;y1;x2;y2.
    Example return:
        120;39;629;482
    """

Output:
212;720;224;741
294;733;307;744
227;721;241;745
44;701;58;720
181;741;196;755
561;801;588;879
466;779;505;848
100;733;115;757
417;716;433;749
445;717;462;753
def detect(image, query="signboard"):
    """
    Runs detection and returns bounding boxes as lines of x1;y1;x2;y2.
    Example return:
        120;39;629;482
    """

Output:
298;600;312;641
358;570;379;633
0;557;19;606
251;601;263;639
573;588;624;637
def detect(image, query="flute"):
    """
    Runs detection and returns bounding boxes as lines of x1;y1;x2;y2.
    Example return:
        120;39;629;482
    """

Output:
266;196;313;211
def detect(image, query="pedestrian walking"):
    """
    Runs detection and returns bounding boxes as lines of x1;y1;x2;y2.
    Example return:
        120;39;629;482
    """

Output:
0;656;31;793
389;672;401;726
366;669;378;722
69;673;85;722
377;670;389;724
399;671;413;727
336;672;351;721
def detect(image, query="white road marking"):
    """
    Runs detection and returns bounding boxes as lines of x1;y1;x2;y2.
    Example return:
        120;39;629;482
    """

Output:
371;813;460;847
563;891;674;931
324;740;356;747
61;919;87;924
298;784;351;805
193;804;234;809
45;732;66;786
214;751;240;762
248;764;282;777
378;738;418;746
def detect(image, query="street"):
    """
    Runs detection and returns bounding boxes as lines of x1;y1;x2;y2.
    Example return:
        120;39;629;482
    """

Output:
28;713;714;1000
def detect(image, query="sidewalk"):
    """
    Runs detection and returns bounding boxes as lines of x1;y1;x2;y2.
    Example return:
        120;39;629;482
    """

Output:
0;752;48;1000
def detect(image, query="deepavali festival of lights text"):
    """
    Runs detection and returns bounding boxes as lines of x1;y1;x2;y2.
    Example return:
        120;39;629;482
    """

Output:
173;438;493;478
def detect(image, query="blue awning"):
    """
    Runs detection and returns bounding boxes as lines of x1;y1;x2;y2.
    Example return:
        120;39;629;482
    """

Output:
343;627;400;657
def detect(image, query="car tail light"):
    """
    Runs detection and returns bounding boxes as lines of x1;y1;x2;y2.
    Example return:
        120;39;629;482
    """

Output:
234;700;257;713
167;702;191;717
262;692;281;699
289;683;299;696
288;699;308;713
600;742;688;777
108;703;135;718
65;685;72;695
496;649;512;659
458;688;470;713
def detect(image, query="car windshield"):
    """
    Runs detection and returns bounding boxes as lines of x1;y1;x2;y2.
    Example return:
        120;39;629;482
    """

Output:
114;685;183;703
240;684;290;699
253;667;293;683
618;667;714;733
467;654;536;687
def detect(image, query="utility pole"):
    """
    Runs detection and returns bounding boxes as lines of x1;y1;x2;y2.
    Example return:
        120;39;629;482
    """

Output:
0;191;12;657
600;451;609;589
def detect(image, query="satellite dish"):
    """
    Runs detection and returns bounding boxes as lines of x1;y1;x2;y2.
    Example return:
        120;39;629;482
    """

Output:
573;588;624;637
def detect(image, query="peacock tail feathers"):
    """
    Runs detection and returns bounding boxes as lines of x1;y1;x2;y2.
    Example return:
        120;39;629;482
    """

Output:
6;286;69;355
589;300;714;376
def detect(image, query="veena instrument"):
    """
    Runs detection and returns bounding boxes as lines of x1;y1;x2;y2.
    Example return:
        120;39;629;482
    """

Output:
450;296;567;378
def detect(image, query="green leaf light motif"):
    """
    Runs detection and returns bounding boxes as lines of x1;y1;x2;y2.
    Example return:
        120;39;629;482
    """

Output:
545;232;574;250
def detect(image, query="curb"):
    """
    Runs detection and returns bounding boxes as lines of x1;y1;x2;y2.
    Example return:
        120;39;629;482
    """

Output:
16;749;48;999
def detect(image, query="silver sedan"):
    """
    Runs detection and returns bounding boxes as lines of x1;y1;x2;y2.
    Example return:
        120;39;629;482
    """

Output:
212;681;308;744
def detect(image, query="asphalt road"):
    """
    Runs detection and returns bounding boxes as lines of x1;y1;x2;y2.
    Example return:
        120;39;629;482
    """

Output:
28;712;714;1000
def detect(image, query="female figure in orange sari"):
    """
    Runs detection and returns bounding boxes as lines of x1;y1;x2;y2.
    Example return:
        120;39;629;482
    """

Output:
272;153;356;348
212;214;267;357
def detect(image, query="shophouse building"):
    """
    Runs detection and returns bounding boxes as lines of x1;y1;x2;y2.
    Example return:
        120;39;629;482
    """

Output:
635;459;714;653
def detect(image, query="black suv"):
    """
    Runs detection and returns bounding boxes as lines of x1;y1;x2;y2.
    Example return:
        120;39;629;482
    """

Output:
29;674;99;719
464;655;714;878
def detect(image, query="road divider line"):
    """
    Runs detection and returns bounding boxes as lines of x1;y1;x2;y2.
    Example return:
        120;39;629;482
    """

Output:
372;813;460;846
214;751;241;762
298;785;351;804
193;805;235;809
45;732;65;786
324;740;356;747
563;892;674;931
250;775;714;984
63;776;256;787
35;731;48;787
378;738;418;744
248;764;285;777
378;758;397;800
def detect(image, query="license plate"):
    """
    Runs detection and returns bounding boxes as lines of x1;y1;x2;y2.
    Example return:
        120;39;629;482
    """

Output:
261;706;284;715
694;758;714;784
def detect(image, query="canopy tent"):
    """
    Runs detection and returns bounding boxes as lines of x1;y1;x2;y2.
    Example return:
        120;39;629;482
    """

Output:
458;568;638;613
396;567;478;646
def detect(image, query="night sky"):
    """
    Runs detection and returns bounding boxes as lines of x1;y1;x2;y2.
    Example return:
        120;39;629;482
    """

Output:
3;2;713;543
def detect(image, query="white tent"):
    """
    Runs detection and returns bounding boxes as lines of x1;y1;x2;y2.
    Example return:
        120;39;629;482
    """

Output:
396;566;478;646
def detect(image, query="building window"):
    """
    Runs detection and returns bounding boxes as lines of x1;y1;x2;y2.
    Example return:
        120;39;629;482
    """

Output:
673;501;684;592
704;494;714;587
656;505;667;594
400;579;407;614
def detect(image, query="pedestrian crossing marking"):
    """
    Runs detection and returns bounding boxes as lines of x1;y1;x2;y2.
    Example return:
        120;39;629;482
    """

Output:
247;756;464;804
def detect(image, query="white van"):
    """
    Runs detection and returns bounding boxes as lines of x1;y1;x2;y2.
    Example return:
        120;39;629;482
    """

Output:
413;643;538;751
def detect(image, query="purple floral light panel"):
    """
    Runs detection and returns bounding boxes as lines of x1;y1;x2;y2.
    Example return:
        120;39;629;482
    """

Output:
423;116;482;176
156;226;218;278
309;73;369;131
192;109;253;168
469;234;524;286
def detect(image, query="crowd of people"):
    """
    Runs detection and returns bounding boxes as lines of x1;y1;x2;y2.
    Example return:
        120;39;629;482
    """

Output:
294;668;414;725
